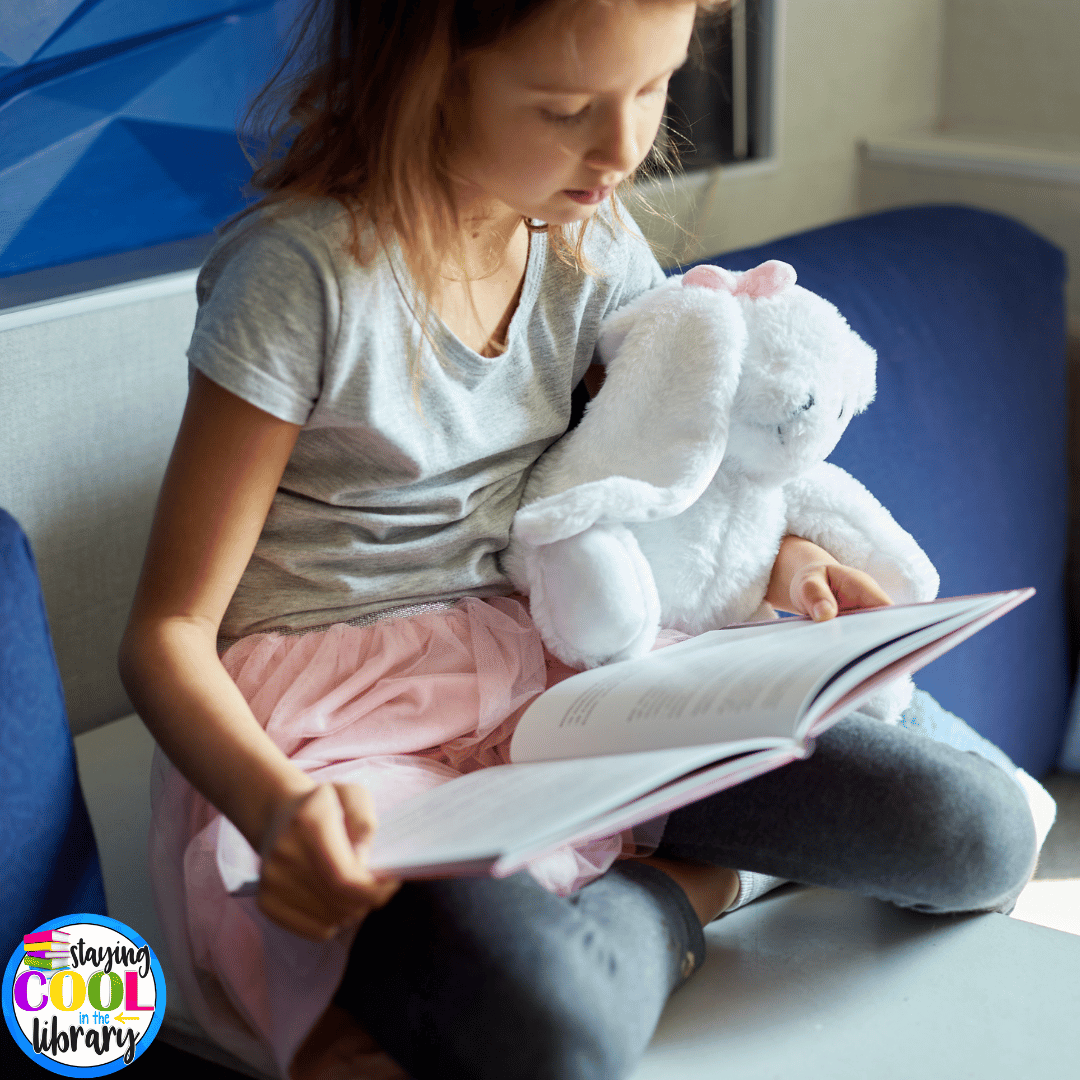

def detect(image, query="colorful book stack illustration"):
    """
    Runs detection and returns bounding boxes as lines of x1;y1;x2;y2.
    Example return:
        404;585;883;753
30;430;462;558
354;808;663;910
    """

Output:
23;929;71;971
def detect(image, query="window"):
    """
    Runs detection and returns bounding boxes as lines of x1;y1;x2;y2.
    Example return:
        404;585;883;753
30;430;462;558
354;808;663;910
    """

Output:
657;0;778;171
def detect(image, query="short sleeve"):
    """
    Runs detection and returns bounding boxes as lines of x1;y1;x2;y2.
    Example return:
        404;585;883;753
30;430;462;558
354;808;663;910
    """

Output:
187;214;341;425
598;200;669;317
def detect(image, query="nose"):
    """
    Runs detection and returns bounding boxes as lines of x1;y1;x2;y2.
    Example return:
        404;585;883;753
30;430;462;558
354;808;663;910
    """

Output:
585;101;640;180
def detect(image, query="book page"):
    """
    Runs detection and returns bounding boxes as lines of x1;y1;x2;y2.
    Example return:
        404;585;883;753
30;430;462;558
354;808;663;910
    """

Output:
495;745;801;874
509;595;1002;763
368;745;736;876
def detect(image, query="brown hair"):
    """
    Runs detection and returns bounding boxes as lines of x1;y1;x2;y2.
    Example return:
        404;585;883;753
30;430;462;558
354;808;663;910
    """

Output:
240;0;725;382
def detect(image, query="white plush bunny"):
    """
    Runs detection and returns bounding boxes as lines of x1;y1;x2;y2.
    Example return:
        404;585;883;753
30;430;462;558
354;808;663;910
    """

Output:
502;260;940;721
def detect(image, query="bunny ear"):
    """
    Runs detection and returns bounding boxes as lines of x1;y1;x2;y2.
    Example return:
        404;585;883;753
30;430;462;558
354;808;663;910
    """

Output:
681;260;797;299
733;260;797;298
683;264;738;292
850;336;878;414
596;276;684;365
514;284;749;546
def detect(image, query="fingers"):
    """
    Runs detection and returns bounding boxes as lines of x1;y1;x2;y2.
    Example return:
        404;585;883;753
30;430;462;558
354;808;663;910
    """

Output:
791;562;892;621
827;563;893;612
256;886;350;942
256;783;401;941
791;564;838;621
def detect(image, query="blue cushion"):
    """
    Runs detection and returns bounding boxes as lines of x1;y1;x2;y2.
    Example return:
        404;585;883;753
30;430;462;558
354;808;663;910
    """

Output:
0;507;107;956
681;206;1069;776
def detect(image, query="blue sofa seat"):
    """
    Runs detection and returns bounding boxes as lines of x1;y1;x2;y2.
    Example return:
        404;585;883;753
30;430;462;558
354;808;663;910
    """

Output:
0;507;107;959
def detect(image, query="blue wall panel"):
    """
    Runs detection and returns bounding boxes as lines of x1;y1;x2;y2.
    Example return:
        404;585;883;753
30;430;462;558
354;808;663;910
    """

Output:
0;0;304;278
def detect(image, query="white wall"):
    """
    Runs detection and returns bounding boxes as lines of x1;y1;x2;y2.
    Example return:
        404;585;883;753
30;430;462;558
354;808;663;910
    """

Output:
634;0;944;263
940;0;1080;143
859;0;1080;328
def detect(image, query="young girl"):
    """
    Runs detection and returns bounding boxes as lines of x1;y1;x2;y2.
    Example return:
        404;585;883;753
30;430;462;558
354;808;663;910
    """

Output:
119;2;1039;1078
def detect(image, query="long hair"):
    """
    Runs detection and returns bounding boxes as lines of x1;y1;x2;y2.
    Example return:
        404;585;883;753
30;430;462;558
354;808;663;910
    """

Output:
239;0;726;387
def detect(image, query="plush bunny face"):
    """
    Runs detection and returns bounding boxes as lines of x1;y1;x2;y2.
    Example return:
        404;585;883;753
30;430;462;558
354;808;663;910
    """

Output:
681;263;876;486
725;287;877;483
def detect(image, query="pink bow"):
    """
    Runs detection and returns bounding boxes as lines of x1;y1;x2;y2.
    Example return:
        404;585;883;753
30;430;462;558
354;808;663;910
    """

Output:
683;259;797;298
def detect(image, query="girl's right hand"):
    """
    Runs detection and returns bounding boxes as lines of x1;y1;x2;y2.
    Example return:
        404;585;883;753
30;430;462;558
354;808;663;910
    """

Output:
256;781;401;941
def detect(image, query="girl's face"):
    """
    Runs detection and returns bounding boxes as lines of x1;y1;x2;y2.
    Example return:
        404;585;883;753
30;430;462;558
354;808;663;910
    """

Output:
453;0;699;225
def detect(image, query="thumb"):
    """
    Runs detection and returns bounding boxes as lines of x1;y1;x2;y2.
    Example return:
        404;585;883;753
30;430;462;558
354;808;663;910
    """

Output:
334;784;401;911
794;570;838;621
335;783;378;856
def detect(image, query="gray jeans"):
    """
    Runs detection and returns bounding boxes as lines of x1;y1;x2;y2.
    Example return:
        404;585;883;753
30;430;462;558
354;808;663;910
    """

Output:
334;710;1038;1080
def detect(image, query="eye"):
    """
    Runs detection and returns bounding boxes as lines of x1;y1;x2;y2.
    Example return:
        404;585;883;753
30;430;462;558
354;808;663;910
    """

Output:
541;104;590;124
838;405;844;419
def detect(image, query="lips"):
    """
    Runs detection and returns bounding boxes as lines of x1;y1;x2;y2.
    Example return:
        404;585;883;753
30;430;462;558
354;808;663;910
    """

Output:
563;186;615;205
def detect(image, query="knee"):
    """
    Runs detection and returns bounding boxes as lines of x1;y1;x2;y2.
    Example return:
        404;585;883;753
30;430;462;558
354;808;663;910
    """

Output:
403;942;642;1080
897;753;1037;914
488;992;636;1080
351;875;656;1080
462;908;662;1080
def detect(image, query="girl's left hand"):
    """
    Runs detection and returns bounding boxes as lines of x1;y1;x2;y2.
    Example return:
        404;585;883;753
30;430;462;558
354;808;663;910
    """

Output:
788;559;893;621
767;535;892;621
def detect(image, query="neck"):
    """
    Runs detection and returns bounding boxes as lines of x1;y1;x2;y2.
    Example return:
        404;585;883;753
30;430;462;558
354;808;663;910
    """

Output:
447;186;526;280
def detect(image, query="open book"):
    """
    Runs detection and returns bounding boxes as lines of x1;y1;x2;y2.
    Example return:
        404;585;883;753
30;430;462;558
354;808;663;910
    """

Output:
361;590;1031;880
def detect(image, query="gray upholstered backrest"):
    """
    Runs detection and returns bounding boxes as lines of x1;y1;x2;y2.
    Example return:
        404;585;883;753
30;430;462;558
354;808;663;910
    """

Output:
0;275;195;734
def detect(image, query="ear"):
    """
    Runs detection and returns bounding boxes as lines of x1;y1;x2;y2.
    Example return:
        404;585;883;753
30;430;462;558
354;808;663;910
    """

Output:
514;284;749;546
733;260;797;298
850;336;878;414
683;264;739;292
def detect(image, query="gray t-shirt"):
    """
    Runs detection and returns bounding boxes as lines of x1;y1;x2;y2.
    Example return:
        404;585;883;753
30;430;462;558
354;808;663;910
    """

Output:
188;198;667;639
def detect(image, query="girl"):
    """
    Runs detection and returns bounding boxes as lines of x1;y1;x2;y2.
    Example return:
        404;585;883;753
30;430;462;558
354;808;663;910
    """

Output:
119;2;1039;1078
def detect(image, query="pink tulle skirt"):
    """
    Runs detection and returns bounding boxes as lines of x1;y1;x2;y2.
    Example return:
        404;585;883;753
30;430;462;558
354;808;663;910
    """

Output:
149;595;685;1078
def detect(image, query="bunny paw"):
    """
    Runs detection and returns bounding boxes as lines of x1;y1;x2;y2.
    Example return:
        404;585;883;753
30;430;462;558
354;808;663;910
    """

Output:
527;524;661;669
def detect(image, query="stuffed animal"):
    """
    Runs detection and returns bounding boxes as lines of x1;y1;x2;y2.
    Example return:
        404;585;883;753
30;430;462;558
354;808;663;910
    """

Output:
502;260;940;720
